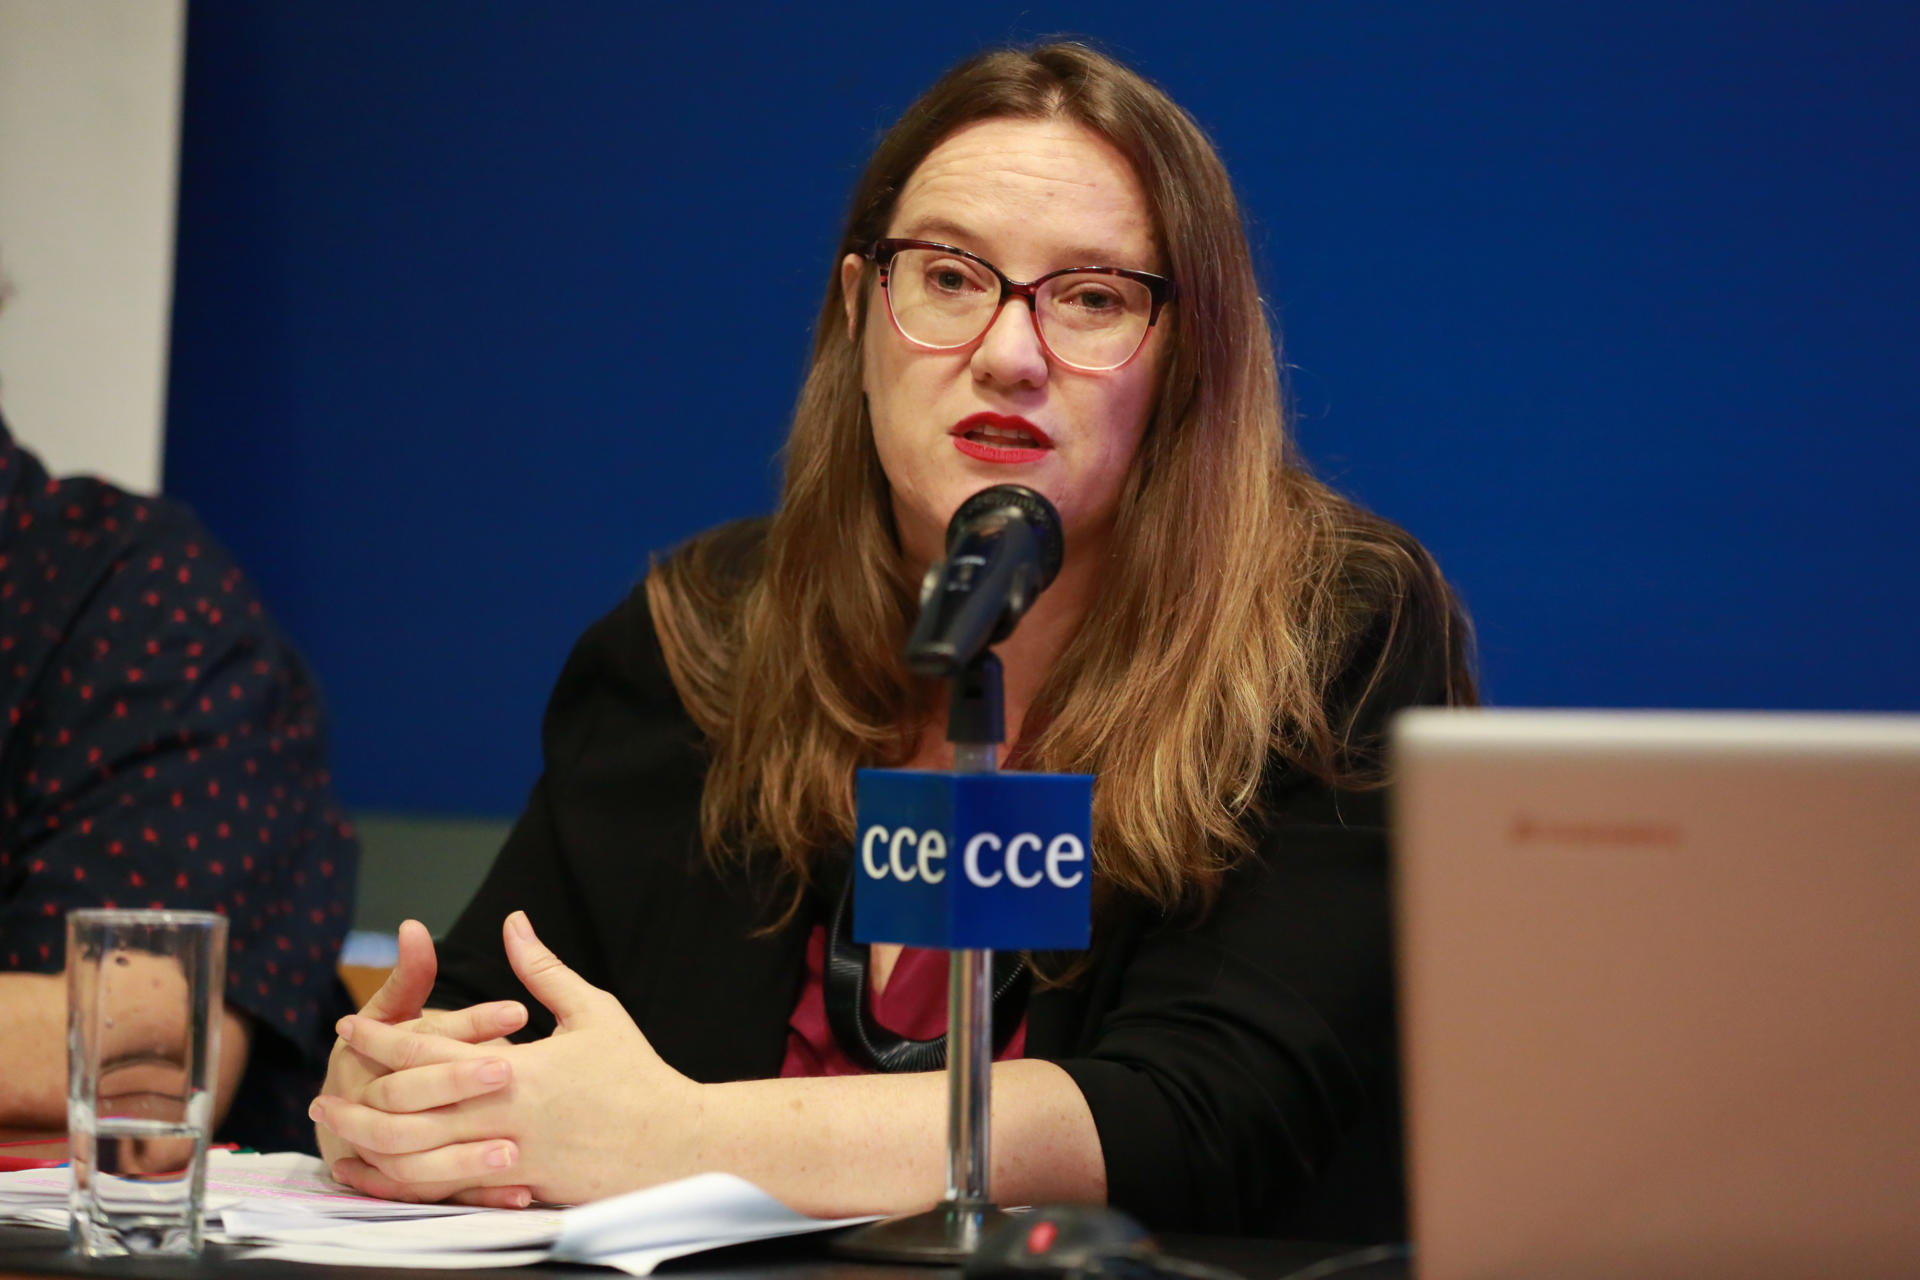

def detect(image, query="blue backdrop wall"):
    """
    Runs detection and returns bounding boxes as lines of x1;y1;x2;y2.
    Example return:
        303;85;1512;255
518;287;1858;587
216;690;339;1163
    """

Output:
163;2;1920;818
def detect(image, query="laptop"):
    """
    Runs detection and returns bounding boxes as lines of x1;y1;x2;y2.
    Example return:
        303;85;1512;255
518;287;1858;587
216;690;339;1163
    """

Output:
1392;710;1920;1280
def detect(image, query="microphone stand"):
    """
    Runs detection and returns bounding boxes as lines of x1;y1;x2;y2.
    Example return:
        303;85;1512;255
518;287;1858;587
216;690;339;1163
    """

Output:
833;651;1011;1262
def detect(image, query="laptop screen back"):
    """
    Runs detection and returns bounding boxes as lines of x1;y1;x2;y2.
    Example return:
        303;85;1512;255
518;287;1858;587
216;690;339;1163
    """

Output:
1392;710;1920;1280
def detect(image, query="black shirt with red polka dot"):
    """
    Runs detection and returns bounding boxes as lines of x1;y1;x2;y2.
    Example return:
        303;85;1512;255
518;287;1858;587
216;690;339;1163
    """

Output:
0;420;359;1152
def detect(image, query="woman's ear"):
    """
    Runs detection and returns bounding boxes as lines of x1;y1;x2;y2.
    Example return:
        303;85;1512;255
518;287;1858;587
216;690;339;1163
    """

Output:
839;254;865;341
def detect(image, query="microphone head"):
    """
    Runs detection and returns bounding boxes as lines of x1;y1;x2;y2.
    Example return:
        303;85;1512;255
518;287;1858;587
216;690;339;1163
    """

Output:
945;485;1064;592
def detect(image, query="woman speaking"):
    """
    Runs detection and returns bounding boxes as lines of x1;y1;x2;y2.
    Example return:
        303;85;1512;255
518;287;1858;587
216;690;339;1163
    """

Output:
310;42;1474;1237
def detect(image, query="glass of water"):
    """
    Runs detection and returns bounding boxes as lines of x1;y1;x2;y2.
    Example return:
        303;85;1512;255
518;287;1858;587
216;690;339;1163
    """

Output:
66;909;227;1257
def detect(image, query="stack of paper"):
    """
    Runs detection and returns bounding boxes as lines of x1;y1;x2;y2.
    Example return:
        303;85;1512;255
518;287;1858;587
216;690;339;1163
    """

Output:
0;1151;878;1272
0;1152;488;1235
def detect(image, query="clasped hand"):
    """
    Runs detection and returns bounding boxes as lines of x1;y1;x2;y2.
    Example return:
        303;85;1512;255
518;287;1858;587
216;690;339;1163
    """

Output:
312;911;700;1207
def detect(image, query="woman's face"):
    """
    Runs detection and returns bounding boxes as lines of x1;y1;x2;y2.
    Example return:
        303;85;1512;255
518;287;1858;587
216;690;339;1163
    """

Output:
840;117;1169;571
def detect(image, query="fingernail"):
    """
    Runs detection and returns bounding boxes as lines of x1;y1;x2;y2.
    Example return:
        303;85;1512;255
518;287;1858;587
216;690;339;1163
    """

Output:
476;1059;509;1086
513;1189;531;1209
335;1016;354;1043
487;1143;515;1170
509;911;533;941
307;1100;323;1122
328;1163;345;1184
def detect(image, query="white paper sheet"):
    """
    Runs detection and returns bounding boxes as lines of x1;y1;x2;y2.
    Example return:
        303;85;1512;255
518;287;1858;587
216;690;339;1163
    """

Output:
238;1216;864;1277
0;1150;491;1221
195;1152;496;1218
3;1151;880;1270
220;1205;567;1252
240;1243;555;1269
555;1172;860;1254
575;1217;881;1278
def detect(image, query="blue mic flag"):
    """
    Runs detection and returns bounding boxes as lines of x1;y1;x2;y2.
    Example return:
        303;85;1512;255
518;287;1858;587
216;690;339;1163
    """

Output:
854;768;1094;950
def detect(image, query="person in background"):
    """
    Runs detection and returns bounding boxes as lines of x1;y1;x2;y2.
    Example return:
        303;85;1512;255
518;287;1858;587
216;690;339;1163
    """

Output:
311;43;1474;1235
0;413;360;1152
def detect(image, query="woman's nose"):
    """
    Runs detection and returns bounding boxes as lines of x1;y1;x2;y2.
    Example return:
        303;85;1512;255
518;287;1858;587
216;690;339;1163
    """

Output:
970;298;1050;390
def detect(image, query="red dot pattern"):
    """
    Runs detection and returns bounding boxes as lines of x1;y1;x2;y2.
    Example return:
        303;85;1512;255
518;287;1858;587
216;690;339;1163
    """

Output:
0;426;359;1152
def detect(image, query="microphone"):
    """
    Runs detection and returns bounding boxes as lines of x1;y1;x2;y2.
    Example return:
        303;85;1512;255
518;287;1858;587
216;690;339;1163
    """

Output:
852;484;1087;1264
905;485;1064;678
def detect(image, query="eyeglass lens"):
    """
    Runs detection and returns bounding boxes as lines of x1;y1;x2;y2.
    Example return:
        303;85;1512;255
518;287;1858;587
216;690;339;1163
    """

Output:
885;247;1154;371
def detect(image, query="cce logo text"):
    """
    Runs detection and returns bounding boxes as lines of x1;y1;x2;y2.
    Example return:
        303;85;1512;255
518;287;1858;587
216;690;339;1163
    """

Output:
858;825;1087;889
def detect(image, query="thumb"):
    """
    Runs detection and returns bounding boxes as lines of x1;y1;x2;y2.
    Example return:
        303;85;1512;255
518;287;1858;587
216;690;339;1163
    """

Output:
503;910;603;1028
359;919;437;1024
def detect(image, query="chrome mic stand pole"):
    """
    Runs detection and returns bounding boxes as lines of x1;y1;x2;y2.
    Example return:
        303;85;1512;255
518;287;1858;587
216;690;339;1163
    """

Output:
834;653;1010;1262
942;653;1004;1243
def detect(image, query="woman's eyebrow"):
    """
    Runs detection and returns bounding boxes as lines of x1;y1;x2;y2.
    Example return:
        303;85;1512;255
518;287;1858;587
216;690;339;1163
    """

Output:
893;218;1150;271
893;216;980;246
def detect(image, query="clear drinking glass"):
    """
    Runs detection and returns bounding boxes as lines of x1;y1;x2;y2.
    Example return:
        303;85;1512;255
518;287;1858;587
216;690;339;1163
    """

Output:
65;908;227;1257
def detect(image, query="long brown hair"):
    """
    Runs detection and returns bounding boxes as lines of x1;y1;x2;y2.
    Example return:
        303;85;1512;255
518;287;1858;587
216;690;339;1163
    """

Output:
649;43;1474;912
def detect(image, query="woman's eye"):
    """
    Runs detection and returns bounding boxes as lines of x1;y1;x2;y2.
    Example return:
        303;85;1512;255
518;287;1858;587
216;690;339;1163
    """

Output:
924;261;984;294
1061;285;1122;312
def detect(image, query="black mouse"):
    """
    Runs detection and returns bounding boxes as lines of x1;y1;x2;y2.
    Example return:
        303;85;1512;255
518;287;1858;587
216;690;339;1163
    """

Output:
964;1205;1157;1279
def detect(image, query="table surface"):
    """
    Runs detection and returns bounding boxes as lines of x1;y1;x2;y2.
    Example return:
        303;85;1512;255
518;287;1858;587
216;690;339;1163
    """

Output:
0;1225;1409;1280
2;1129;1408;1280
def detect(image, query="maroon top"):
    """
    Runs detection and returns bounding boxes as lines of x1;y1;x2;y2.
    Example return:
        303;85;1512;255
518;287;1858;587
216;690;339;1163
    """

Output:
781;923;1026;1077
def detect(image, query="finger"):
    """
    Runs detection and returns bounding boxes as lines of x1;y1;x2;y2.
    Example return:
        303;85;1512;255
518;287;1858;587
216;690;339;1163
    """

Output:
336;1014;491;1073
448;1183;536;1210
502;910;607;1027
329;1156;533;1209
315;1125;353;1170
329;1156;445;1204
357;1137;520;1187
359;920;438;1023
360;1056;513;1114
416;1000;528;1045
311;1095;463;1156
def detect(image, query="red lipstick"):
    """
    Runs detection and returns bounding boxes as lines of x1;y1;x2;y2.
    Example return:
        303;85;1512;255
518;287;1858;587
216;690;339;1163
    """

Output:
949;413;1052;464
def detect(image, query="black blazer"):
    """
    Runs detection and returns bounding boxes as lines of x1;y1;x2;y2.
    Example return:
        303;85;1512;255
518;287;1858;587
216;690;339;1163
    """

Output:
432;550;1448;1238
